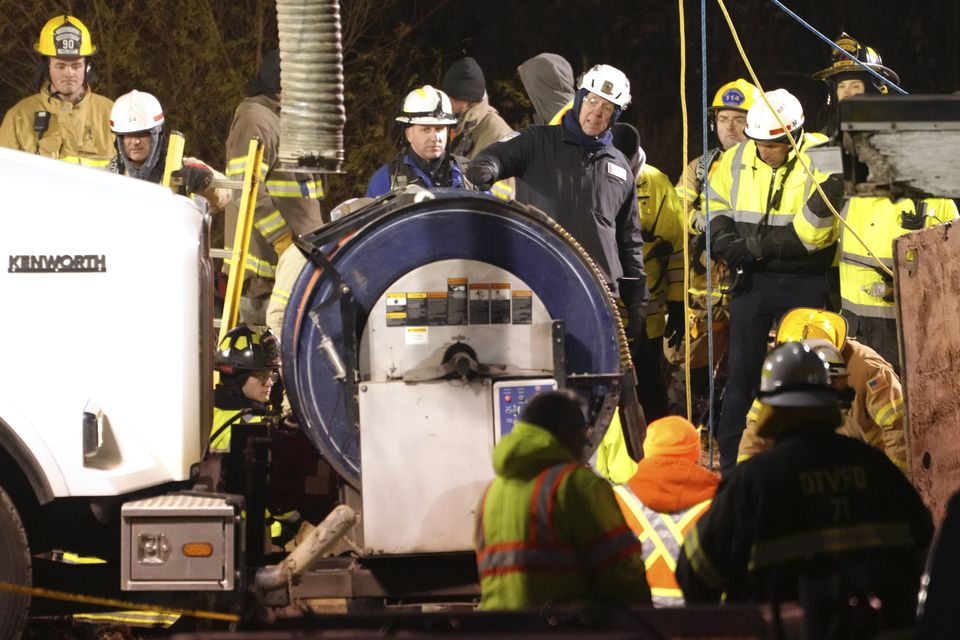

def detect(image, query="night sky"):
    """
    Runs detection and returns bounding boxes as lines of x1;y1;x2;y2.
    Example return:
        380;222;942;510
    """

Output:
399;0;958;182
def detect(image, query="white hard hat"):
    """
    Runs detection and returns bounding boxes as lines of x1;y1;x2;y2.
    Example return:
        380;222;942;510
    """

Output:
110;90;165;134
744;88;804;142
579;64;632;109
395;85;457;126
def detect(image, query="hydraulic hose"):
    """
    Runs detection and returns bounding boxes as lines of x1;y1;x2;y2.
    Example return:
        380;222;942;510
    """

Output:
276;0;345;173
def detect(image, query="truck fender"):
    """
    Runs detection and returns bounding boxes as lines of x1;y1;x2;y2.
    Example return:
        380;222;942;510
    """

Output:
0;408;66;504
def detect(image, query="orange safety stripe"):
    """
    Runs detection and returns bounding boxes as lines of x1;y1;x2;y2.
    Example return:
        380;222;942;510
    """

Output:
478;463;580;577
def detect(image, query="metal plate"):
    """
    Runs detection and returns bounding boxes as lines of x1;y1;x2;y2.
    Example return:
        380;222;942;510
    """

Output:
895;221;960;524
359;380;494;554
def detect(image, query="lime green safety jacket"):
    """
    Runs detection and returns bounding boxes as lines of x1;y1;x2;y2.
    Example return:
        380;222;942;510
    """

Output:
475;420;651;610
839;196;958;319
705;133;836;274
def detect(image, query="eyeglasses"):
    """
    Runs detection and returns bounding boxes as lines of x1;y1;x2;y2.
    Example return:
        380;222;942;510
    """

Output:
716;114;747;127
251;370;279;384
584;95;615;114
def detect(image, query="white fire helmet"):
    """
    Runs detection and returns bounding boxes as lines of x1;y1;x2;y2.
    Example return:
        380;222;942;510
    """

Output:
744;88;804;142
579;64;632;110
110;90;165;134
395;85;457;126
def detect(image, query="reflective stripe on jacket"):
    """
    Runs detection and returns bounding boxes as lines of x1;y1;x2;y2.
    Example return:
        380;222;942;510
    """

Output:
0;84;114;167
839;196;958;319
738;339;907;471
614;484;711;607
705;133;836;274
476;420;650;610
678;425;933;621
223;94;325;281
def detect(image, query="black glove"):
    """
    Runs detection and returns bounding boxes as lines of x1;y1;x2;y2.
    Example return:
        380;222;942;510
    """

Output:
900;207;925;231
665;301;685;350
723;236;762;269
465;162;497;191
172;163;213;195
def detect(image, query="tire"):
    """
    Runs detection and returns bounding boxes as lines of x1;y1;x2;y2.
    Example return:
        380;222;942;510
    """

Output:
0;485;30;640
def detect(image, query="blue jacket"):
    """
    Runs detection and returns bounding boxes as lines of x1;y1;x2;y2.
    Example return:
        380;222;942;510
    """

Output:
366;151;467;197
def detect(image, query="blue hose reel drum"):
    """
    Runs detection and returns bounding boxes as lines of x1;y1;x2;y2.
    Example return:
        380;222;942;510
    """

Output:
283;192;623;488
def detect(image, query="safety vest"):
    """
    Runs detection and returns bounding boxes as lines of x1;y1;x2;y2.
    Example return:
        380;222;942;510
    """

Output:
476;462;644;609
706;133;836;256
839;196;958;319
209;407;269;453
613;485;711;607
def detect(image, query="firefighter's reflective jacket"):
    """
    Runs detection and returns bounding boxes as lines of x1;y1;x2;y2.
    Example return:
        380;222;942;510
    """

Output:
475;420;651;610
678;423;933;631
0;83;113;168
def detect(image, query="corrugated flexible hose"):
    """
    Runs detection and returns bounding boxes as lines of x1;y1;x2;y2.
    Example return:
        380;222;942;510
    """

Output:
276;0;345;173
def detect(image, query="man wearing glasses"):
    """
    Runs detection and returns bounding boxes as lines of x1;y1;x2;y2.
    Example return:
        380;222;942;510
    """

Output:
468;63;647;335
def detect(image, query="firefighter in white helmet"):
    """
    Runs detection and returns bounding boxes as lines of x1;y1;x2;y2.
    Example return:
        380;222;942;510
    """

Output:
366;85;470;197
106;90;230;208
668;78;760;423
0;15;114;167
469;64;647;338
702;88;838;475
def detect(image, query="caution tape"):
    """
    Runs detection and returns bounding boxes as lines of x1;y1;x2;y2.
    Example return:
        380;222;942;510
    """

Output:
0;580;240;623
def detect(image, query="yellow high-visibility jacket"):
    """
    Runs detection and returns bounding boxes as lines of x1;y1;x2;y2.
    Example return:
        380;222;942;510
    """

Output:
476;420;651;610
705;133;836;274
840;196;958;319
637;164;685;338
0;83;113;168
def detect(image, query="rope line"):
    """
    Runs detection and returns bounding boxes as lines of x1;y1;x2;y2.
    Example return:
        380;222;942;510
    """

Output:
714;0;895;278
769;0;908;95
0;580;240;623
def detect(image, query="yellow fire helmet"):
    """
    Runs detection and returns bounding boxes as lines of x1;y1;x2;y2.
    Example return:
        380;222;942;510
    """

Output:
708;78;759;114
34;15;97;57
775;307;847;349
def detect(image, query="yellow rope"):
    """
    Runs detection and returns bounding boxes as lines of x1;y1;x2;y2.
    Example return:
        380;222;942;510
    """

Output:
0;580;240;623
714;0;894;278
678;0;693;422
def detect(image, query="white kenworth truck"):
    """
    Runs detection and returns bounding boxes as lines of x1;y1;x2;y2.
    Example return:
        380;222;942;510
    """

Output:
0;148;224;636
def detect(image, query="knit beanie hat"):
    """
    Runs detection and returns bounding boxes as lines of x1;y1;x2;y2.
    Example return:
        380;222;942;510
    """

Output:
442;57;486;102
643;415;700;462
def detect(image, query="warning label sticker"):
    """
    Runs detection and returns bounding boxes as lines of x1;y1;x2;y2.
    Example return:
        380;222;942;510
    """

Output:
512;290;533;324
405;326;428;345
386;293;407;327
448;278;468;325
387;277;527;327
469;283;490;325
491;283;511;324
